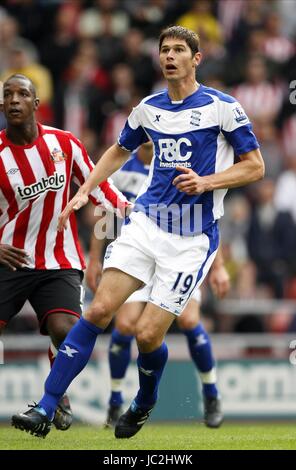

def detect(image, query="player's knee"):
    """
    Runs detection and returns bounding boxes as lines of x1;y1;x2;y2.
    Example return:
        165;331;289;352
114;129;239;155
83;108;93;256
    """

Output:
177;314;199;330
85;300;112;327
116;317;136;336
47;314;78;347
135;328;161;352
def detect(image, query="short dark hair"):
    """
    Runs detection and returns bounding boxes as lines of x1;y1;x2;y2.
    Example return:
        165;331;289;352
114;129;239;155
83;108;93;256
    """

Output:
3;74;36;98
159;26;200;56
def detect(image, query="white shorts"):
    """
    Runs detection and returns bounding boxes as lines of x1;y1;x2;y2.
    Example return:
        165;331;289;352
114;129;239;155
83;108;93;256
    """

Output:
104;212;218;315
126;282;202;304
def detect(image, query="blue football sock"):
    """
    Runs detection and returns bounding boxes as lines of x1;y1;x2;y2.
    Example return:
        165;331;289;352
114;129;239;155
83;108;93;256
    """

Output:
182;324;218;398
39;316;103;419
109;328;133;406
135;342;168;410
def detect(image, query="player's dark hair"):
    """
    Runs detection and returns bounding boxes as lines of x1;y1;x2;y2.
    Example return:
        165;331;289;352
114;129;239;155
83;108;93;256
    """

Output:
159;26;200;56
4;74;36;98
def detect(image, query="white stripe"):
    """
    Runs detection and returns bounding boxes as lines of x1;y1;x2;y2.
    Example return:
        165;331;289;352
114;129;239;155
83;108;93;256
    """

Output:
0;148;26;245
200;368;217;384
213;133;234;220
71;139;126;214
63;220;83;269
0;187;10;230
136;145;156;200
42;134;68;268
23;146;48;267
140;102;219;134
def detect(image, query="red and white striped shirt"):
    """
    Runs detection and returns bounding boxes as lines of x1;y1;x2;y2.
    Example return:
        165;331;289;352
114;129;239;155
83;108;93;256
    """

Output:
0;123;128;270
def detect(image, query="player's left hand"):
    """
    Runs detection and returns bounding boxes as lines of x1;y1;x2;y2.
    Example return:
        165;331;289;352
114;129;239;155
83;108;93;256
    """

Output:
209;264;230;299
58;191;89;231
173;166;209;195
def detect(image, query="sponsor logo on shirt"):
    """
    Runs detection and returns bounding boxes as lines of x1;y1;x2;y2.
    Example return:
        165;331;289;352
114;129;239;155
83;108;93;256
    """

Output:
158;138;192;168
17;171;65;200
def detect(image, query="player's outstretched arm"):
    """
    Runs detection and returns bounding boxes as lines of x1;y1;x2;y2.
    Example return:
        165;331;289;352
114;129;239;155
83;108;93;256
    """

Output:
58;144;130;231
173;148;265;195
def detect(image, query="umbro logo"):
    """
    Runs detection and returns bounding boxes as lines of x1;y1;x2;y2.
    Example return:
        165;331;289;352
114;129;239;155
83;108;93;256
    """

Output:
153;115;161;122
59;345;79;358
7;168;19;175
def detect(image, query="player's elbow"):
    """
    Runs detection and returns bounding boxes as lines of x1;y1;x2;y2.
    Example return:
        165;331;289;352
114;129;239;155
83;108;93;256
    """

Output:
253;159;265;182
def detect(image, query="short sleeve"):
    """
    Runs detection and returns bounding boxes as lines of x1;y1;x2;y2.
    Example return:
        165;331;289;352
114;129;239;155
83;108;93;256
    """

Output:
220;100;259;156
118;104;149;151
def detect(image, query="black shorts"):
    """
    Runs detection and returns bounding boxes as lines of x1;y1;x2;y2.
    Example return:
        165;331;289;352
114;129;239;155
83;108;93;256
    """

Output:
0;266;84;335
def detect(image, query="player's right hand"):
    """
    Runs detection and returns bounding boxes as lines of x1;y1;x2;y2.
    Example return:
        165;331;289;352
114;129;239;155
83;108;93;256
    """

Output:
85;259;103;294
0;244;29;271
58;192;89;231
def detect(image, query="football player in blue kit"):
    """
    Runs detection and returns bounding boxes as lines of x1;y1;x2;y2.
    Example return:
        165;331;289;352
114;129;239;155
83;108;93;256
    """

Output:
86;142;230;429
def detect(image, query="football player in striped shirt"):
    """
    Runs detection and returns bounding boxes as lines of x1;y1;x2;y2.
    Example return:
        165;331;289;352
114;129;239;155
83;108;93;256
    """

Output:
0;73;128;433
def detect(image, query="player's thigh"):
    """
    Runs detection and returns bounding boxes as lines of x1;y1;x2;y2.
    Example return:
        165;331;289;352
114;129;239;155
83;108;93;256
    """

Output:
29;269;84;335
177;298;200;330
0;266;36;330
135;302;175;353
85;268;143;327
115;301;146;336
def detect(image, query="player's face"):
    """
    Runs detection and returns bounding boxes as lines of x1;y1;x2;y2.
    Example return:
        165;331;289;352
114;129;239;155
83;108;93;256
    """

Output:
3;78;39;126
159;38;200;83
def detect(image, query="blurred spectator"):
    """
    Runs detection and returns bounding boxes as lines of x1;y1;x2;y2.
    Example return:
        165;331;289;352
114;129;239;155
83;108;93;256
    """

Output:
261;11;295;64
39;3;80;87
232;55;284;126
247;179;296;298
274;155;296;224
0;80;6;131
1;37;54;124
177;0;223;45
0;14;20;75
120;28;157;95
221;195;251;265
54;45;108;139
255;122;283;179
124;0;169;35
229;0;268;56
78;0;129;39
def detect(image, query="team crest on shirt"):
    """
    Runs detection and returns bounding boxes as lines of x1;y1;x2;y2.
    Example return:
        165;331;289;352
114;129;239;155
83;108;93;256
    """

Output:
50;148;67;164
190;110;201;127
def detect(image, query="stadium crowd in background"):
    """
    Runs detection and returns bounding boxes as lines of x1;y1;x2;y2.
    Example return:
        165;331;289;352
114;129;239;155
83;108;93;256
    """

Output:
1;0;296;334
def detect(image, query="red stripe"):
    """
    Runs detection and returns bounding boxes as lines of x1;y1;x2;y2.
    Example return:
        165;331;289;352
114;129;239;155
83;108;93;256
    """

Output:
10;146;37;248
99;180;128;210
0;320;7;329
0;158;19;241
33;138;58;268
71;135;127;210
52;133;75;269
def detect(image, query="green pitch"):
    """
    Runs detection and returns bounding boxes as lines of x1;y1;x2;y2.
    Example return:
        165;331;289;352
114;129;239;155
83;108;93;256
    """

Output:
1;423;295;450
